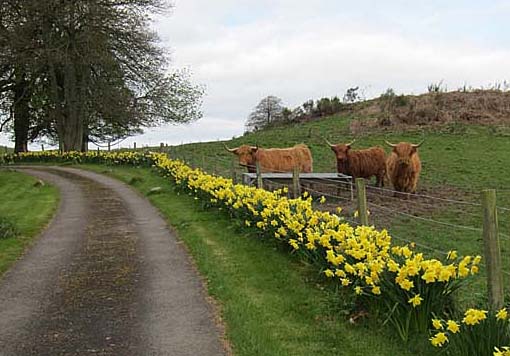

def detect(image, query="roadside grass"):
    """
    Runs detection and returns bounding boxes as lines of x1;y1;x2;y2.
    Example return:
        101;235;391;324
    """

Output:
0;146;13;154
0;169;59;276
163;117;510;308
80;163;427;356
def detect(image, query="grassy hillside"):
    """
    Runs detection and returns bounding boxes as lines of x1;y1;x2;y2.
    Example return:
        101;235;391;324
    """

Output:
168;115;510;306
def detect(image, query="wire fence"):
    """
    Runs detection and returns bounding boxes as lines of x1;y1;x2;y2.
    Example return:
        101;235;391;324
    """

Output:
166;149;510;285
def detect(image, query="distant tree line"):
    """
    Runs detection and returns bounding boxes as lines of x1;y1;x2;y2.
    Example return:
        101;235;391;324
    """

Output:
0;0;203;152
245;87;364;132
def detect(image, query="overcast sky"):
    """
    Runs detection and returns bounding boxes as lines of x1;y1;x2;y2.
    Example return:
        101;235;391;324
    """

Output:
2;0;509;148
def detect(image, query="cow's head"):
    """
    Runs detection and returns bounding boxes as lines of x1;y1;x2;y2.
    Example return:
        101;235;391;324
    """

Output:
325;138;355;167
385;140;424;166
224;144;258;170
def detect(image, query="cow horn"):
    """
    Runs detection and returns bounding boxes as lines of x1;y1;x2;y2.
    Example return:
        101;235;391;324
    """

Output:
385;140;397;147
224;143;237;153
412;140;425;148
323;137;335;147
347;139;356;147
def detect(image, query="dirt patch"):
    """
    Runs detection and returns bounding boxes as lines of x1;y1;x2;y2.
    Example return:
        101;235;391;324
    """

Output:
348;90;510;135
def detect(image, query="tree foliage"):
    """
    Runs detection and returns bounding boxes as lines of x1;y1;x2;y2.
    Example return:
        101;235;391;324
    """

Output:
0;0;203;152
245;95;284;131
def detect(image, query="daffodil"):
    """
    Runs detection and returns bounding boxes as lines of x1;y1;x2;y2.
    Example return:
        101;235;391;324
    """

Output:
324;269;334;278
432;319;443;330
494;346;510;356
447;250;458;260
408;294;423;308
446;320;460;333
430;332;448;347
496;308;508;321
462;308;488;326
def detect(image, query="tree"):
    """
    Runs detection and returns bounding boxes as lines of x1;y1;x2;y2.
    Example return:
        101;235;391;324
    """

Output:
0;0;204;152
343;86;362;103
245;95;284;131
302;100;314;115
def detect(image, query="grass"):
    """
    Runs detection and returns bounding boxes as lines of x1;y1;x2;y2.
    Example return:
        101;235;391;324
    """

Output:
0;169;59;275
79;163;426;356
0;146;13;154
164;116;510;307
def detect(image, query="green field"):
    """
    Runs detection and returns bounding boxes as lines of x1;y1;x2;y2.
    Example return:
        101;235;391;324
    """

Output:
80;163;428;356
167;116;510;306
0;169;59;275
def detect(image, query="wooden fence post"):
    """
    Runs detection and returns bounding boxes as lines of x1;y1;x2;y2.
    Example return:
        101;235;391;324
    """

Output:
256;162;263;189
481;189;504;310
107;141;111;151
133;142;136;150
292;166;301;199
231;159;238;184
355;178;369;226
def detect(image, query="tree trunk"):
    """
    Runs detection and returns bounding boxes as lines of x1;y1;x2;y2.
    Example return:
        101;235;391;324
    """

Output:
13;71;30;153
62;60;83;151
81;126;89;152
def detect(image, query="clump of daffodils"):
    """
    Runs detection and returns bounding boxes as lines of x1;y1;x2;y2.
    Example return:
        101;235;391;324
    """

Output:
429;307;510;355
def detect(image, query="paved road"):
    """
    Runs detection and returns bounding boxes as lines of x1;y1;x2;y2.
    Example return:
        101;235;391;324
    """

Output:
0;167;226;356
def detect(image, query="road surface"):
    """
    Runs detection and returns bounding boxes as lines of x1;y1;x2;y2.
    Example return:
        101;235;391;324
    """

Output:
0;167;226;356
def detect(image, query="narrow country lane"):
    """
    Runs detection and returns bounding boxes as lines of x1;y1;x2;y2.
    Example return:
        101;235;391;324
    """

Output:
0;167;226;356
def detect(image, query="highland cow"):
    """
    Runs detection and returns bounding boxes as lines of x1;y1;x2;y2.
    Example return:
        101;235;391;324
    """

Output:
224;143;313;173
385;140;423;194
325;139;386;187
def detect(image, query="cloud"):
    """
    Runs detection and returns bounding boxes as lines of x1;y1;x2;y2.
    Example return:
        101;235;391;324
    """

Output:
158;2;509;129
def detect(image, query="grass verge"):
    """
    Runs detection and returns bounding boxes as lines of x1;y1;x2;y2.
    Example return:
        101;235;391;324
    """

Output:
0;169;59;276
80;163;429;356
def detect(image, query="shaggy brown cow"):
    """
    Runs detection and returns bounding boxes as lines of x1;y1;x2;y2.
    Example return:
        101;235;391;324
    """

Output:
224;144;313;173
385;140;423;194
325;139;386;187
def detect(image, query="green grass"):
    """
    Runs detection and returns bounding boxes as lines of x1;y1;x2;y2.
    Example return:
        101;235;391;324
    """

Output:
0;146;13;154
79;163;426;356
165;116;510;307
0;169;59;275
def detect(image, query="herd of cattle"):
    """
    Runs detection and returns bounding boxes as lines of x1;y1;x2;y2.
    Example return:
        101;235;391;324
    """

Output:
224;140;424;194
